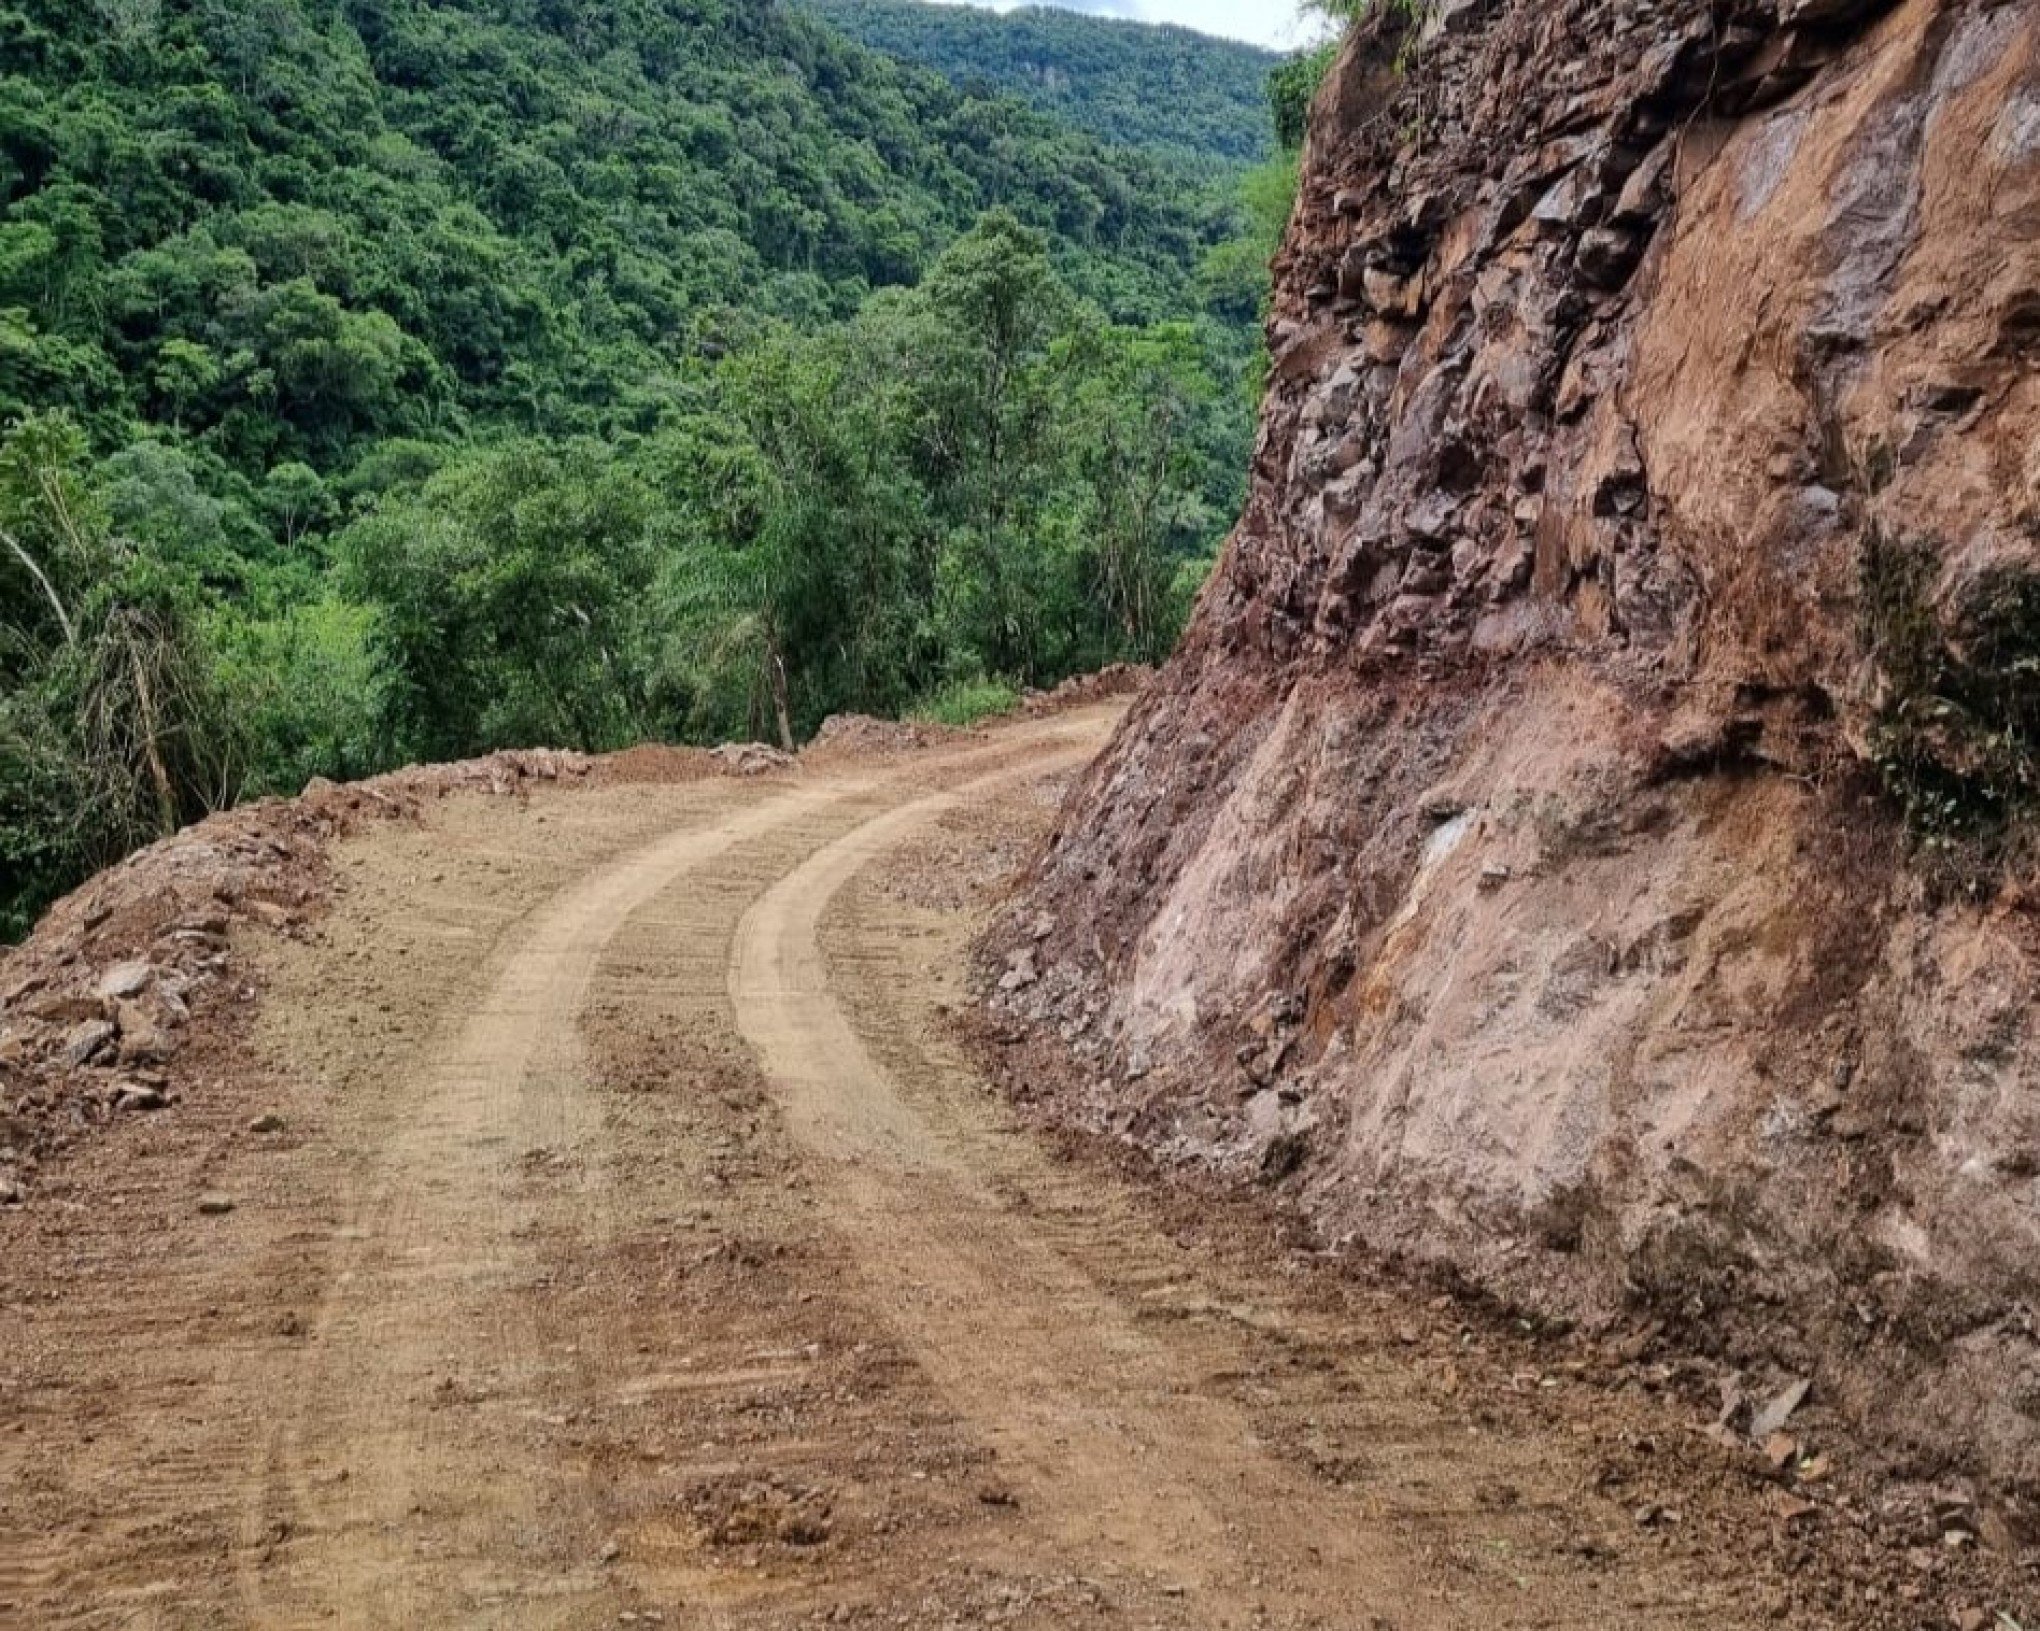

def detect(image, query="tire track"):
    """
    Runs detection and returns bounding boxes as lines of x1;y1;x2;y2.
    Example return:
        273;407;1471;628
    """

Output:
728;750;1787;1631
235;720;1104;1628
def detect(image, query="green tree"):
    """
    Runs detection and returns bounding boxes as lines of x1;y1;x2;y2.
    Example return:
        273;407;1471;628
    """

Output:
648;322;927;746
1270;41;1340;151
912;211;1078;683
1060;322;1220;663
151;338;223;428
0;414;243;935
222;279;418;452
260;460;331;552
209;598;386;794
341;440;655;760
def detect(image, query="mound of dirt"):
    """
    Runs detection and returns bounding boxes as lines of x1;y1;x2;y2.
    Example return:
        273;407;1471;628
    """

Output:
1018;664;1153;715
1;728;841;1197
0;750;605;1194
809;715;952;757
592;743;724;785
709;742;798;776
994;0;2040;1503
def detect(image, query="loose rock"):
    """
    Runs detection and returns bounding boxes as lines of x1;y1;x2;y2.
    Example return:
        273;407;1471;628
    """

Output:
61;1019;118;1068
94;961;154;1001
1749;1379;1810;1442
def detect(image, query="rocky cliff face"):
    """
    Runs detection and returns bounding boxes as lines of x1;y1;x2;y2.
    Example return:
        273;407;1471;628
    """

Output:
996;0;2040;1492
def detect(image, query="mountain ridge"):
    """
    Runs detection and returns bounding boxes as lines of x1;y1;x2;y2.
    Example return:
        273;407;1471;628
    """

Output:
802;0;1283;166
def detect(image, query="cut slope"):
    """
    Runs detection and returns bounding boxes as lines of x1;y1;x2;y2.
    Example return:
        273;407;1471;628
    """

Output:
995;0;2040;1502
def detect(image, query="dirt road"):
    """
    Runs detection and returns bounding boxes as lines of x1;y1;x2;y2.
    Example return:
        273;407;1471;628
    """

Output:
0;708;1902;1627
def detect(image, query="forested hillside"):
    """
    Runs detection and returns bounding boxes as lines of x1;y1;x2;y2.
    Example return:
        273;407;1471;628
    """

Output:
1;0;1239;440
0;0;1281;937
803;1;1279;168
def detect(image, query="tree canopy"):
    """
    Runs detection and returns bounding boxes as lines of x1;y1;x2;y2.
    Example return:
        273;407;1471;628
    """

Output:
0;0;1309;938
803;0;1281;169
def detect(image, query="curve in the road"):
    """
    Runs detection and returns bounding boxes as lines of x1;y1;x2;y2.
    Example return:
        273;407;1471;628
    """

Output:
235;718;1104;1628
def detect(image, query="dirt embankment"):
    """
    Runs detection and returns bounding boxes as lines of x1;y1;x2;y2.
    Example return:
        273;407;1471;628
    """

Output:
0;749;622;1193
992;0;2040;1517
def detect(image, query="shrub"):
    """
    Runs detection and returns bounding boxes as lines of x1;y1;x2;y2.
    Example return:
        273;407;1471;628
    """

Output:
1860;523;2040;871
912;676;1020;728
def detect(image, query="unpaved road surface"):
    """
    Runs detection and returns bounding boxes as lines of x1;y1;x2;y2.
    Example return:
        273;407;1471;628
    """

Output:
0;708;1923;1627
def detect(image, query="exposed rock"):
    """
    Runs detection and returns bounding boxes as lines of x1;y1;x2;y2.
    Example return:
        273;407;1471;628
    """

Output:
998;949;1041;993
710;742;796;776
26;992;108;1026
1750;1378;1812;1441
94;961;153;1001
114;999;175;1067
244;900;293;932
1574;225;1642;288
61;1019;117;1068
996;0;2040;1495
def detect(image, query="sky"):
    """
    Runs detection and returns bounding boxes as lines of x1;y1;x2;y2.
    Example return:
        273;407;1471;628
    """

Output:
950;0;1318;51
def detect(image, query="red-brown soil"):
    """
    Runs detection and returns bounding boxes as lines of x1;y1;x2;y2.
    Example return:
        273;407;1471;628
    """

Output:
5;705;2029;1625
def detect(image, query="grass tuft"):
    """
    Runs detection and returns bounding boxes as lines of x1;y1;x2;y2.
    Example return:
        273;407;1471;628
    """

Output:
911;677;1021;728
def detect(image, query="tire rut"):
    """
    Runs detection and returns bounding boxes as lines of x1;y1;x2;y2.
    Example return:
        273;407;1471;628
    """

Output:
235;718;1107;1628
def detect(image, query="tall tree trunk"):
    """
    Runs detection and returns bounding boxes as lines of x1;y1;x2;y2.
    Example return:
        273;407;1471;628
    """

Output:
2;527;76;645
766;629;794;753
127;635;179;837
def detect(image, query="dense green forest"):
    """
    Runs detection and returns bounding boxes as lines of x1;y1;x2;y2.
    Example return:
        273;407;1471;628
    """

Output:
803;0;1279;168
0;0;1303;939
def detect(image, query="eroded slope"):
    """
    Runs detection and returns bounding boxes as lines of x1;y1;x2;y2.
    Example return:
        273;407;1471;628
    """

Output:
997;0;2040;1504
